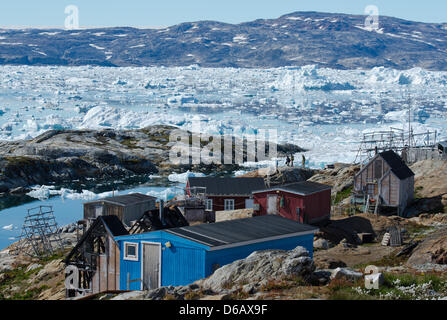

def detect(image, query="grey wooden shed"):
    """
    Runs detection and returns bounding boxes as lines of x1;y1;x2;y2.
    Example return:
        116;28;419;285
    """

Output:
84;193;157;227
354;150;415;215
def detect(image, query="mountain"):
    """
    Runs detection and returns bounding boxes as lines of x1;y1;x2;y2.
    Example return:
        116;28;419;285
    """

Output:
1;11;447;70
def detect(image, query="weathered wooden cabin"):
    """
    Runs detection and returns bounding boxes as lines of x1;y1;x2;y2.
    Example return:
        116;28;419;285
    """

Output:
354;150;415;215
64;215;129;298
84;193;157;227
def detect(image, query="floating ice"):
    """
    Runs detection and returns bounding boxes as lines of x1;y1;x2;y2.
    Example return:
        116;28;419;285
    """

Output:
146;187;182;201
0;65;445;168
168;171;206;184
2;224;13;231
26;185;114;201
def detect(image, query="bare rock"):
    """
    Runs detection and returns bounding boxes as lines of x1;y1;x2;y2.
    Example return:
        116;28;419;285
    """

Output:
25;263;42;273
330;268;363;282
313;238;329;250
111;291;146;300
407;228;447;266
197;246;314;292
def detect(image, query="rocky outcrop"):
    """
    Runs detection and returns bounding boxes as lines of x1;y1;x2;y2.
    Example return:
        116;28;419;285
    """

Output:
197;246;315;292
407;228;447;266
110;246;317;301
241;166;315;186
0;126;302;195
410;160;447;199
308;163;360;194
330;267;363;282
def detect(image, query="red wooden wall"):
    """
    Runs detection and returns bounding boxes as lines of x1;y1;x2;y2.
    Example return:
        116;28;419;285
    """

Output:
253;189;331;224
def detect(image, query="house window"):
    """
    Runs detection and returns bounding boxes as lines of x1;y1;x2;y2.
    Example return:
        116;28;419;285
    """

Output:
124;242;139;261
206;199;213;211
94;205;103;218
224;199;235;211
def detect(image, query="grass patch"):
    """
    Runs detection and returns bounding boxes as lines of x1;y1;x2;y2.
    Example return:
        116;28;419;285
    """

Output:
227;288;250;300
0;264;46;300
184;291;203;300
332;186;353;205
354;252;407;269
39;250;67;263
404;222;432;237
328;272;447;300
260;276;307;292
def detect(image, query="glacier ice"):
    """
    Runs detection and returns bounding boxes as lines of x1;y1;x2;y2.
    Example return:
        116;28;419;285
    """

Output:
0;64;445;169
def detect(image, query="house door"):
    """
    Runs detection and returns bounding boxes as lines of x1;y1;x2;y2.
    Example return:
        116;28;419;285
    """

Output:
142;243;161;290
267;195;278;214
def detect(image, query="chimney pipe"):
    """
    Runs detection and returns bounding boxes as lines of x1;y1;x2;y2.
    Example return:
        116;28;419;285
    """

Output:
159;199;164;225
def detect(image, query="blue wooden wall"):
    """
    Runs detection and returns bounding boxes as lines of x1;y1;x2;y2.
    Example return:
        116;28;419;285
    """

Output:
116;231;208;290
116;231;314;290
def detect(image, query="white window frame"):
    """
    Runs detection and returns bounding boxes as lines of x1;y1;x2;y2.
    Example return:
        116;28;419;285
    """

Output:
224;199;235;211
124;242;139;261
206;199;213;211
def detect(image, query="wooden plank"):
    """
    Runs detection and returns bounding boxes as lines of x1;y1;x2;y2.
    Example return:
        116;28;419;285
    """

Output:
107;237;116;290
116;245;120;290
91;256;99;293
99;254;107;292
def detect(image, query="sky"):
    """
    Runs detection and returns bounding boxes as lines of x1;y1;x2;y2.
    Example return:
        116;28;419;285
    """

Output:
0;0;446;28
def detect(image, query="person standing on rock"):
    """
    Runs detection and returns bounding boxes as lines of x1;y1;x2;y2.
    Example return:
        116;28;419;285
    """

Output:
291;154;294;167
286;156;290;167
302;155;306;168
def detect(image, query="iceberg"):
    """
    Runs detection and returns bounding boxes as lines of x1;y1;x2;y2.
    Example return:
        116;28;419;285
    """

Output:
168;171;206;184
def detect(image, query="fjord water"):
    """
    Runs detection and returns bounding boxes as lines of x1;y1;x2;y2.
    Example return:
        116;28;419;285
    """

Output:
0;184;183;250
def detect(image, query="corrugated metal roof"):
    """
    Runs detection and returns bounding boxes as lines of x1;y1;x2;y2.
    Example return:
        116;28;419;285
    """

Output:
166;215;318;249
101;215;129;237
87;193;156;206
187;177;266;196
253;181;331;196
380;150;415;180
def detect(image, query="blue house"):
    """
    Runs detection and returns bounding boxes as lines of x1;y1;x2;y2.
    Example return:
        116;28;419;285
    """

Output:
115;215;318;291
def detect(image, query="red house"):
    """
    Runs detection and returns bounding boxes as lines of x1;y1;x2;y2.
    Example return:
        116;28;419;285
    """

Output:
252;181;331;225
186;177;266;211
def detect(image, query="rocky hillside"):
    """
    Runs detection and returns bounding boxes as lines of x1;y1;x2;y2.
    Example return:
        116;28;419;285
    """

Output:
240;166;316;186
0;125;303;196
1;12;447;70
0;229;78;300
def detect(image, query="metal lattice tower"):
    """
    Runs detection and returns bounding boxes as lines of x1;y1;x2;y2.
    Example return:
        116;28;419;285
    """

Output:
354;128;406;165
15;206;64;258
354;128;438;166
